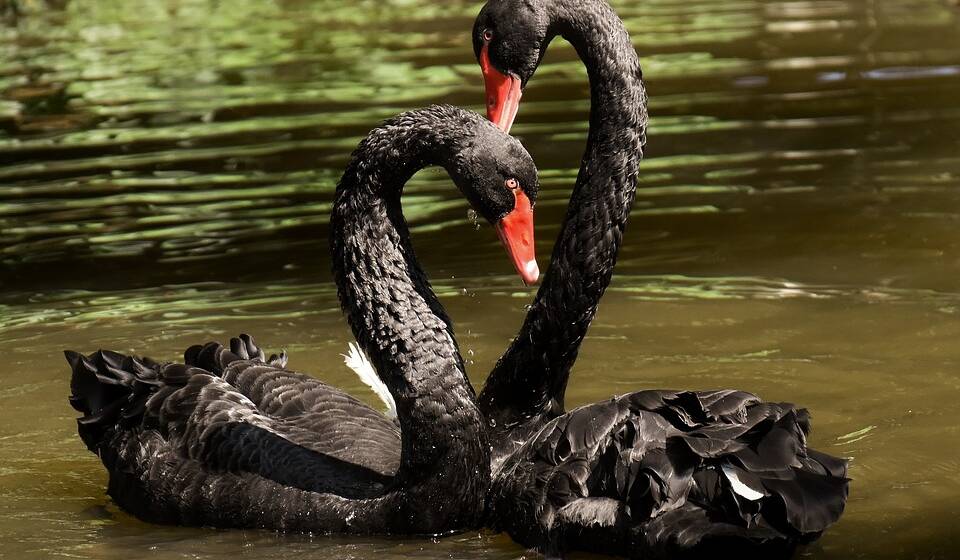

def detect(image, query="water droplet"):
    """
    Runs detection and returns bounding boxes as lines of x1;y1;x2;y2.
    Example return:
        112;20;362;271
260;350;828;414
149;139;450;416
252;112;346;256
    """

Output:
466;208;481;230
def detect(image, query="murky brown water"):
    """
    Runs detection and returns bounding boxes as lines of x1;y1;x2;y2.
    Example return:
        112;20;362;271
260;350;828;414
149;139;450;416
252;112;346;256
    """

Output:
2;0;960;558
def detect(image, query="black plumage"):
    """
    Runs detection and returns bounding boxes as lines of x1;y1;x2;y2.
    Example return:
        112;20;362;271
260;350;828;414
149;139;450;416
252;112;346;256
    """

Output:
475;0;649;464
471;0;849;556
66;105;540;535
486;390;848;557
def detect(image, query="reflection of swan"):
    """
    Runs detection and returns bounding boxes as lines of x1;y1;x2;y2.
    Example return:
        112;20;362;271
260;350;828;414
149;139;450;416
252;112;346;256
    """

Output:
66;105;539;534
473;0;849;556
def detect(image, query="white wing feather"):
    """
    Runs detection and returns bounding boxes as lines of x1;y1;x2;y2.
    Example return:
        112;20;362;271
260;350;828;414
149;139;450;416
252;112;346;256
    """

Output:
722;464;765;501
343;342;396;420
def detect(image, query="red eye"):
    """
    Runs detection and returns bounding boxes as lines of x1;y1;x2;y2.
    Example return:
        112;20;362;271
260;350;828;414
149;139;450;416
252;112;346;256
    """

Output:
483;28;493;42
505;178;519;190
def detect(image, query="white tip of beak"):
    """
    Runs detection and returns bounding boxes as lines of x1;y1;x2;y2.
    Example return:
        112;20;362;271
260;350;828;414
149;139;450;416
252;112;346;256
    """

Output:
524;259;540;284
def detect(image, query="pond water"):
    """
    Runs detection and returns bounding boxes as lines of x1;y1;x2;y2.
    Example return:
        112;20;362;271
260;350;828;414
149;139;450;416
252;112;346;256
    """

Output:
2;0;960;558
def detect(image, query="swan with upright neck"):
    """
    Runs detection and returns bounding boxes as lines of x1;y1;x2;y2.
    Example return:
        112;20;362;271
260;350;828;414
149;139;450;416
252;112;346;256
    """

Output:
475;0;647;461
66;105;539;534
473;0;849;556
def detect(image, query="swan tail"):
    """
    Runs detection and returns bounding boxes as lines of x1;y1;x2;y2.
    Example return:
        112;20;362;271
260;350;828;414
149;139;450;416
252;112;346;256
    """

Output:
66;349;164;452
343;342;396;420
66;346;226;454
184;333;287;375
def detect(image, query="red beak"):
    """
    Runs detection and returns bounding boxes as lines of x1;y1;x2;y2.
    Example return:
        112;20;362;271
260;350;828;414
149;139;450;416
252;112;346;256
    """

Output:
480;43;522;133
495;189;539;285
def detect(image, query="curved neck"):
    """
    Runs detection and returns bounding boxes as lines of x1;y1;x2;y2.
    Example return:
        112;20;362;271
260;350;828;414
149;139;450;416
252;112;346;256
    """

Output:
330;109;489;522
480;0;648;452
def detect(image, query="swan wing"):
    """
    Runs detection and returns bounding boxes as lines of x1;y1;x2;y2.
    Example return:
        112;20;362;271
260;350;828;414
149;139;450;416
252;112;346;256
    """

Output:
185;335;401;476
67;342;397;504
488;389;849;557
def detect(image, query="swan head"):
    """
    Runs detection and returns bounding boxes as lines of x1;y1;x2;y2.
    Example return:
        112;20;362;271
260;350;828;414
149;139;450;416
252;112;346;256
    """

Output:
445;118;540;285
473;0;549;132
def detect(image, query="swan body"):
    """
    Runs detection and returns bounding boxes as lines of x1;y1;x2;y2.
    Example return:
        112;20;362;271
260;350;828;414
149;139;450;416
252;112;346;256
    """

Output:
66;105;539;535
472;0;849;555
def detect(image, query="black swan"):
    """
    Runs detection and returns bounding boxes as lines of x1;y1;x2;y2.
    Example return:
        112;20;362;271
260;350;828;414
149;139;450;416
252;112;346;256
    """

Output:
472;0;849;556
66;105;540;535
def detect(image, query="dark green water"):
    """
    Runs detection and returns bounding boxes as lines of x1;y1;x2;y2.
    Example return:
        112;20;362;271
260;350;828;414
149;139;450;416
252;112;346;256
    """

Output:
2;0;960;558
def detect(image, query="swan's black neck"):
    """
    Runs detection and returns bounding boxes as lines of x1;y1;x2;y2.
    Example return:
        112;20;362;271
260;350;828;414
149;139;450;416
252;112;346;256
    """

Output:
330;107;489;526
480;0;647;457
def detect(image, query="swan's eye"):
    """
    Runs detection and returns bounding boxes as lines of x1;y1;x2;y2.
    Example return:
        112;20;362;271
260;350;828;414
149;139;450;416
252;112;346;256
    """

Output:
483;28;494;42
505;178;519;190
